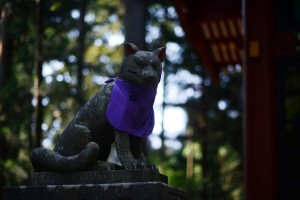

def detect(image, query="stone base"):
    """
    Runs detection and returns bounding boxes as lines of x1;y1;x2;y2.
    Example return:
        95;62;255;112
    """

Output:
2;182;188;200
29;169;168;185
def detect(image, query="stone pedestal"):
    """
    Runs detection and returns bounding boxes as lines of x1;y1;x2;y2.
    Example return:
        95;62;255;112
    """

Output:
2;182;187;200
2;170;188;200
29;169;168;185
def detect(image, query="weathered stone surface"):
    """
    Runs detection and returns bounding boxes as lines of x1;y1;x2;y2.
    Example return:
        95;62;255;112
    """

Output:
2;182;188;200
29;169;168;186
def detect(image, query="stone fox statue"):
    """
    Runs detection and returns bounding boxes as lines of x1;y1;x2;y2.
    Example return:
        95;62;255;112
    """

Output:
30;43;166;172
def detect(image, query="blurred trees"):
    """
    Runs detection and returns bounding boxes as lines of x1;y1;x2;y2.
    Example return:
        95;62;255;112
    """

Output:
0;0;124;190
0;0;243;199
0;0;36;189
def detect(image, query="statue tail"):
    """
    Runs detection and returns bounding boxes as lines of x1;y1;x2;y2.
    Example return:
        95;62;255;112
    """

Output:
30;142;100;172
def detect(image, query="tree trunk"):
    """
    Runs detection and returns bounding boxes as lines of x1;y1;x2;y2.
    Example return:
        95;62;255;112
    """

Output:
124;0;148;50
33;0;44;148
76;0;87;105
0;2;13;195
0;2;13;88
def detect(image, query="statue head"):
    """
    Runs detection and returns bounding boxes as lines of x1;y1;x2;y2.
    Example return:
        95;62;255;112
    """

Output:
118;43;166;89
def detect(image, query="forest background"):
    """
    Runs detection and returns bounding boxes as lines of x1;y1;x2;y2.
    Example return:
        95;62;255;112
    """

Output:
0;0;243;199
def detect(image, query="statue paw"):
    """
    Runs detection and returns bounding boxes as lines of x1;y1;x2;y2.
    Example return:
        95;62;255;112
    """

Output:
148;164;160;173
132;158;147;170
131;157;160;173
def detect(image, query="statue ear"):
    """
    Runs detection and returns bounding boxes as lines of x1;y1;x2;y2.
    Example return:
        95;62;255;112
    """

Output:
153;47;166;62
124;43;139;57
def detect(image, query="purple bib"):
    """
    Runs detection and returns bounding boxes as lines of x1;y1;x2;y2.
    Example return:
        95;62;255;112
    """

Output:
105;78;157;137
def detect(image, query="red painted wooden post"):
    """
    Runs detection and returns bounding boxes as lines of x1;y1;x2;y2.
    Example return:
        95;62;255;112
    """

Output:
243;0;278;199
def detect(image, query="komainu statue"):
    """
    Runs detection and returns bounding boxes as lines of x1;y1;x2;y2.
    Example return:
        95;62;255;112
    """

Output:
30;43;166;173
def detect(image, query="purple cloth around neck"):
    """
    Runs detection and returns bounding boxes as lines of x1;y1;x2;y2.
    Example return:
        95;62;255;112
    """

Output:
105;78;157;137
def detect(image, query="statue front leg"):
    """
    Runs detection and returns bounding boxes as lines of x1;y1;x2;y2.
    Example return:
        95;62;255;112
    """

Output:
114;130;147;170
130;135;160;172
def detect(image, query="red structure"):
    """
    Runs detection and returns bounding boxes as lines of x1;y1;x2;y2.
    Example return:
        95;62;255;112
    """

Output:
173;0;243;84
243;0;278;199
174;0;300;199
